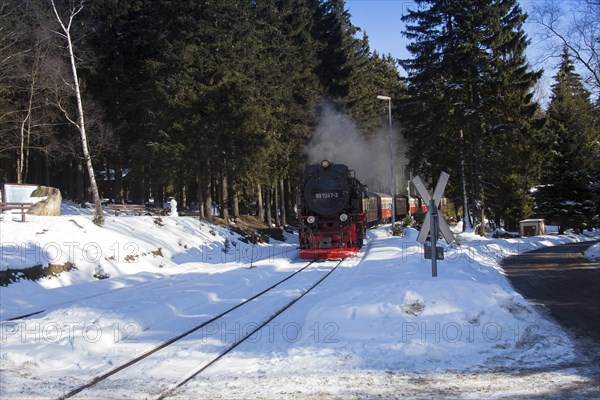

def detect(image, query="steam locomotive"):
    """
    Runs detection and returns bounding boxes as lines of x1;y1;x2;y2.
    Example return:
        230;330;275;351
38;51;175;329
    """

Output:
297;160;394;259
297;160;448;259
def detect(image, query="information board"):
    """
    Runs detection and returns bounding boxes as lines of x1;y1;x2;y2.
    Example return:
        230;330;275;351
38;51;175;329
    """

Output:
2;184;38;202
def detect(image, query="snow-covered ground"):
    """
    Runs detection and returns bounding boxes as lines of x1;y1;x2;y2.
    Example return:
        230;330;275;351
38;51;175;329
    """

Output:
585;242;600;261
0;203;598;399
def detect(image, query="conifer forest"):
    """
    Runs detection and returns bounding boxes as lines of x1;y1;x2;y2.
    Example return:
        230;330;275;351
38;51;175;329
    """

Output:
1;0;598;232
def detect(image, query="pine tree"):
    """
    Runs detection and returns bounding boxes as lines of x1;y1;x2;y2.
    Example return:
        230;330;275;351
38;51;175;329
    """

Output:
400;0;542;233
344;34;404;135
85;0;159;204
310;0;356;100
480;0;544;230
537;47;599;233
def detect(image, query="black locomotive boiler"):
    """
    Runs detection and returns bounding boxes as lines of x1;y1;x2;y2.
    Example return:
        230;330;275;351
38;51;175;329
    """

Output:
297;160;373;259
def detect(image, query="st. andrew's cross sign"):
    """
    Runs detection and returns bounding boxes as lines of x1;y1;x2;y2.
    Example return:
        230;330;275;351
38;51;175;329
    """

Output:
411;171;455;277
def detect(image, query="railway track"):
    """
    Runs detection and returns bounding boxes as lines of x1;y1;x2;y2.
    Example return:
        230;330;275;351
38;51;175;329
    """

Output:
0;278;164;322
2;254;303;322
58;259;342;399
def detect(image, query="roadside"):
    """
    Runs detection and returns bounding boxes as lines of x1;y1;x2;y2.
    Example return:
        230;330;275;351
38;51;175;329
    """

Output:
501;240;600;386
501;240;600;340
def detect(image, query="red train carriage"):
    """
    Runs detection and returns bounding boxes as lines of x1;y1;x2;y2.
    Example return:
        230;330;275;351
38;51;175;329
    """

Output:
394;194;448;220
393;195;421;219
364;192;392;226
415;196;447;213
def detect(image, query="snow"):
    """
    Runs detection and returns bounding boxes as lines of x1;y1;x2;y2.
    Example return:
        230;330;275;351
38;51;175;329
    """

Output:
584;242;600;261
1;206;599;398
20;196;48;204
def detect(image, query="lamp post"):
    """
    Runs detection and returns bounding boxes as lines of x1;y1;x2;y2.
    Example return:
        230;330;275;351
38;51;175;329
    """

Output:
377;95;396;228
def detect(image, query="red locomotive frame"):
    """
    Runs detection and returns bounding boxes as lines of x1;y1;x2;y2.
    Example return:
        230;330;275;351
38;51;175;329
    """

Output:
298;160;370;259
298;213;366;259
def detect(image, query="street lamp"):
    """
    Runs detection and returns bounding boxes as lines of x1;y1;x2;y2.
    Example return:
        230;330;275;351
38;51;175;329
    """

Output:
377;95;396;228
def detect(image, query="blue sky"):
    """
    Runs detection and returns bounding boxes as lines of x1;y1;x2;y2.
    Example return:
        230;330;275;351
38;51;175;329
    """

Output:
346;0;569;105
346;1;410;70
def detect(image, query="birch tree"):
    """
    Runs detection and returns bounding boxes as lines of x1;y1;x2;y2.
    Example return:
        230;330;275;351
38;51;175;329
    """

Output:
49;0;103;225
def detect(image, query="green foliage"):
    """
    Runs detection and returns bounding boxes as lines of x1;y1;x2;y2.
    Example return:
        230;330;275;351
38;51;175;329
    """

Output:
1;0;407;216
400;0;543;230
536;48;599;232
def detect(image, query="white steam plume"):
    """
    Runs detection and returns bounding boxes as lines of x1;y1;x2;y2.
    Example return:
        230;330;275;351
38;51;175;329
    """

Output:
305;104;406;193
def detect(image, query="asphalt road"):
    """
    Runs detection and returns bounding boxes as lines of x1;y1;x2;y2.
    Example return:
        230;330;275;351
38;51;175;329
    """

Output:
501;240;600;341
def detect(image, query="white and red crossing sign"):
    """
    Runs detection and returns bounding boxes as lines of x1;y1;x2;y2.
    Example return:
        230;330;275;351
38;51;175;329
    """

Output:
412;171;455;277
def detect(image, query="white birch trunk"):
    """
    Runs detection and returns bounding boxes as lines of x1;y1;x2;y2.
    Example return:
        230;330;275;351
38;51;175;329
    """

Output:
460;130;472;232
50;0;104;225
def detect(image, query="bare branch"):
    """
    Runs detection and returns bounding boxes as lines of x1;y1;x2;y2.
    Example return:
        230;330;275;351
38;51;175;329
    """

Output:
530;0;600;93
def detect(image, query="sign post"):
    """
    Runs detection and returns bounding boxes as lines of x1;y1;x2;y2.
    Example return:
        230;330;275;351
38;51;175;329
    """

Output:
412;172;455;277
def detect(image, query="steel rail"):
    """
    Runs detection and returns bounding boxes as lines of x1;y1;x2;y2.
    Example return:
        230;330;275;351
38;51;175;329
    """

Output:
58;260;318;399
156;259;343;400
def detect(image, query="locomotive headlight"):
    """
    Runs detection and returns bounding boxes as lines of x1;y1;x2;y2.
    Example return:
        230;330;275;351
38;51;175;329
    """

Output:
307;216;316;224
321;160;330;169
340;213;348;222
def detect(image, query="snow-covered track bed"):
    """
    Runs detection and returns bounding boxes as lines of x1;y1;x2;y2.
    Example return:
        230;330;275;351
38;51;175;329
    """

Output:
0;277;173;322
56;259;343;399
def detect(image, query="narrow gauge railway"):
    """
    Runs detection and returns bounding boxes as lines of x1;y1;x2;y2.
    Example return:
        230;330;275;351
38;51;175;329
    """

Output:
58;259;343;399
2;253;306;323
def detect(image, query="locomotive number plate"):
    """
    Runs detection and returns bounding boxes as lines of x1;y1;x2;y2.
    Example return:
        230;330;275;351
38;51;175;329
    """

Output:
314;192;339;199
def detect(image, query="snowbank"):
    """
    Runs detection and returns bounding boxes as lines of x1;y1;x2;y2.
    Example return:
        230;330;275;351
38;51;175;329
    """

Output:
584;241;600;261
0;212;598;398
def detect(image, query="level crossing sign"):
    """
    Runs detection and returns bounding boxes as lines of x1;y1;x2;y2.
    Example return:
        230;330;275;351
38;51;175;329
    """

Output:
411;171;456;277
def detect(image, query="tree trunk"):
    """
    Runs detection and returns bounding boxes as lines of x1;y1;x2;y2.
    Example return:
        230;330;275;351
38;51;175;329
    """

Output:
63;161;71;199
265;187;272;227
231;181;239;219
279;178;286;226
475;121;486;237
42;151;49;186
274;184;281;227
203;163;213;222
115;156;124;203
286;179;294;221
18;46;40;184
257;182;264;223
180;183;187;211
478;186;486;236
197;160;205;219
459;130;472;232
17;84;33;184
51;0;104;225
221;173;229;223
76;161;84;205
140;167;148;205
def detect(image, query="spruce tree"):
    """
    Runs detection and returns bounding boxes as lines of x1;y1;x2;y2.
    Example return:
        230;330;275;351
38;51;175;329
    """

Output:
480;0;544;229
537;47;599;232
85;0;159;203
310;0;357;100
344;35;404;135
401;0;541;232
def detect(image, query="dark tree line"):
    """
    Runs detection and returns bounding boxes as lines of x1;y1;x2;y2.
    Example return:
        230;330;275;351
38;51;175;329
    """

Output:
1;0;401;225
2;0;597;232
400;0;598;232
